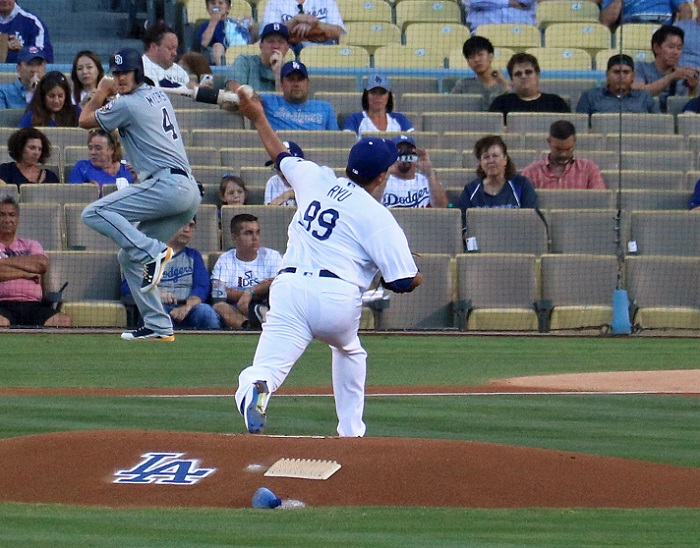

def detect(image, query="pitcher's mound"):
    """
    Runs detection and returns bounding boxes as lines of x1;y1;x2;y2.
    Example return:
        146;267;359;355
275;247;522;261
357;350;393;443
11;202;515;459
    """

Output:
1;430;700;509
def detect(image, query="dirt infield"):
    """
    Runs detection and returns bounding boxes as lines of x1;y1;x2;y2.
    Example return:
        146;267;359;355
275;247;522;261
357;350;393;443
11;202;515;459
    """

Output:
1;370;698;509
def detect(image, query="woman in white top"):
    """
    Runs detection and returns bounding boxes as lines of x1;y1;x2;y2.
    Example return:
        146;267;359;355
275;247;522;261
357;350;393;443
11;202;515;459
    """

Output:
70;51;104;108
343;74;415;139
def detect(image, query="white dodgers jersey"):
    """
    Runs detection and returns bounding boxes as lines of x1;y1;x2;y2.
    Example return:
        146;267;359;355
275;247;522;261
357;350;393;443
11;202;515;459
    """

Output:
279;156;418;291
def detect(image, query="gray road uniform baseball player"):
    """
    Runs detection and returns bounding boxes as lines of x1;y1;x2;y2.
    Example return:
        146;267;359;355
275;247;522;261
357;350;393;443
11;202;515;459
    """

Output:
234;87;423;437
79;48;201;341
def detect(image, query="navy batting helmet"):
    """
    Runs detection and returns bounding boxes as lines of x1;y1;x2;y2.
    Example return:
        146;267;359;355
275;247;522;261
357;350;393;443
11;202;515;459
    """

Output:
109;48;144;83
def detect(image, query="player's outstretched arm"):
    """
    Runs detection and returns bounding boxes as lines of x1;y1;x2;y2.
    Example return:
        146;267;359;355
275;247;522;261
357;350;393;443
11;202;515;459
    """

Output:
236;87;287;165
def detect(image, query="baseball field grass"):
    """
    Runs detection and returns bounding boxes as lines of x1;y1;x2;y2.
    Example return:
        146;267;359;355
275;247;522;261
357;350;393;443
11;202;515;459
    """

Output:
1;333;699;546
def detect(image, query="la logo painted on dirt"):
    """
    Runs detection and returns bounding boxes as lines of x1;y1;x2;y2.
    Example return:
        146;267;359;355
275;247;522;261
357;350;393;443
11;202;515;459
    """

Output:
113;452;216;485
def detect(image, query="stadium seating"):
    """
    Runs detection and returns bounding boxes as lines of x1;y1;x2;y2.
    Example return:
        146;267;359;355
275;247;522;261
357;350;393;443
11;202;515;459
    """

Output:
614;23;660;50
340;22;402;54
546;209;623;254
595;48;652;70
189;204;221;253
16;203;64;251
536;0;600;30
475;24;541;52
505;112;590;135
391;208;462;255
525;47;592;71
544;22;612;56
603;134;686;153
336;0;393;23
224;44;294;65
64;204;118;251
404;23;471;54
600;170;687;191
629;211;700;256
401;93;484;113
537;190;615;211
455;253;540;331
45;251;126;327
519;131;603;151
540;253;619;331
422;112;504;133
590;113;675;135
373;45;447;69
176;109;245;131
20;183;99;205
621;190;689;211
677;114;700;138
626;255;700;329
300;45;371;68
395;0;462;32
381;253;455;329
619;152;694;172
464;209;550;255
361;131;441;149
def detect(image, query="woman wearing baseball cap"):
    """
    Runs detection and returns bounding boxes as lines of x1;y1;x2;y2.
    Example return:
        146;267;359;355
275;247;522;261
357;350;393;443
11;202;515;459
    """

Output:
343;74;415;139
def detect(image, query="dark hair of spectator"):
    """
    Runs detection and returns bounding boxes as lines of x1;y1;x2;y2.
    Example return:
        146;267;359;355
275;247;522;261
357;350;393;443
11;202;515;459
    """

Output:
143;21;177;49
219;174;248;205
0;194;20;212
651;25;684;56
230;213;258;236
549;120;576;141
70;50;105;105
26;71;79;127
178;51;212;82
7;127;52;163
474;135;516;179
462;36;495;60
88;128;124;163
506;52;540;78
361;89;394;112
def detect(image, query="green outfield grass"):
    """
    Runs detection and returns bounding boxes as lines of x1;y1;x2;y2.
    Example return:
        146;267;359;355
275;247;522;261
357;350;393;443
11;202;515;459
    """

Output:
1;333;699;545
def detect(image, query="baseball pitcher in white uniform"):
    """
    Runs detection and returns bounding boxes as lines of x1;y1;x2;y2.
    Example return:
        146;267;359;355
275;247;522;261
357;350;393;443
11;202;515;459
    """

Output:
234;88;423;437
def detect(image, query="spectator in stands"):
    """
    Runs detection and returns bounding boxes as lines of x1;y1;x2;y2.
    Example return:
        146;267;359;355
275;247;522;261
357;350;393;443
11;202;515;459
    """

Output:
522;120;606;189
343;74;414;139
261;0;345;51
676;0;700;69
68;129;135;194
0;127;58;187
0;194;71;327
211;213;283;329
225;23;290;93
70;50;105;108
0;46;46;109
462;0;537;31
257;61;338;131
632;26;698;113
264;140;303;206
489;53;570;123
576;54;661;114
682;95;700;112
377;134;448;208
688;176;700;209
142;22;192;88
178;51;215;87
457;134;538;211
196;0;252;66
19;71;80;128
0;0;53;64
599;0;691;30
220;173;248;206
121;218;221;330
451;36;510;106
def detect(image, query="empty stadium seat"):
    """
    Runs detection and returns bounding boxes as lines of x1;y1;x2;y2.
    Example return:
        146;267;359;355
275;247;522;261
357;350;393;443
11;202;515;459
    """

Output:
621;190;689;211
312;92;359;121
677;114;700;137
544;22;612;56
361;131;441;150
546;209;624;254
540;253;619;330
422;112;504;134
619;152;694;172
455;253;540;331
64;204;118;251
614;23;660;50
336;0;392;23
276;130;358;150
45;250;126;327
391;208;462;255
590;113;675;135
537;190;615;210
304;147;350;167
310;76;360;93
464;208;550;255
20;183;99;205
221;147;272;170
191;165;235;185
373;44;447;69
381;253;455;329
625;255;700;329
186;146;222;166
176;109;245;131
0;182;19;201
628;211;700;256
536;0;600;30
505;112;590;135
16;203;64;250
189;204;220;253
300;45;371;68
220;205;294;252
340;22;402;53
404;22;471;53
525;47;592;70
189;129;259;148
476;24;542;52
602;133;686;153
401;93;485;113
600;170;687;191
395;0;462;32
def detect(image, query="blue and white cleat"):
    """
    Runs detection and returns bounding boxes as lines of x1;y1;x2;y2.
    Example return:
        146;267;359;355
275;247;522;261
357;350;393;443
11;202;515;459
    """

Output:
243;380;270;434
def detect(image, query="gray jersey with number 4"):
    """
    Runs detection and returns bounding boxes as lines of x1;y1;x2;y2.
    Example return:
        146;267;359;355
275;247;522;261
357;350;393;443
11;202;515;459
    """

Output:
95;84;190;180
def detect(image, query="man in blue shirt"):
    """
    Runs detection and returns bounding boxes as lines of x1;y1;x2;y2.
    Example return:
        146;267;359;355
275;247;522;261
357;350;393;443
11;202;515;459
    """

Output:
599;0;691;29
258;60;338;131
120;218;221;330
0;46;45;109
0;1;53;64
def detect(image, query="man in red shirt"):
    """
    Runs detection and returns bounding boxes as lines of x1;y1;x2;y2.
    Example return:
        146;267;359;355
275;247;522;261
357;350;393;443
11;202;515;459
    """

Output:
521;120;606;190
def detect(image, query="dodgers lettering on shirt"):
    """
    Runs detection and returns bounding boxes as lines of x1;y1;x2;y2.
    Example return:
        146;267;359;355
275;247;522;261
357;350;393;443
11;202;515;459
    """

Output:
272;105;323;125
382;174;432;208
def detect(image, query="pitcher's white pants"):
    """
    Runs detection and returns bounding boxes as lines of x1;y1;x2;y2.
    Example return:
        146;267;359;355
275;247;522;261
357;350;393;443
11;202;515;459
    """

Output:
235;271;367;437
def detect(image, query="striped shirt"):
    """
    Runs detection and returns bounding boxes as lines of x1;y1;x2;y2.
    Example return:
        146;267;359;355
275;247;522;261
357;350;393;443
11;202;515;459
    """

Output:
521;156;606;190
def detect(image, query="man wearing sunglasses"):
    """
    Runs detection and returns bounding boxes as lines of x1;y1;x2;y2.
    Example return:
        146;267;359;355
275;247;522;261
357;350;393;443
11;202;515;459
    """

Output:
488;53;570;124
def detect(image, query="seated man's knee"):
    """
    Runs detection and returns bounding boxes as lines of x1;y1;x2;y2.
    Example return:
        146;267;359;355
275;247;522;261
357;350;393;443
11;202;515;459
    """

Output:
0;314;10;327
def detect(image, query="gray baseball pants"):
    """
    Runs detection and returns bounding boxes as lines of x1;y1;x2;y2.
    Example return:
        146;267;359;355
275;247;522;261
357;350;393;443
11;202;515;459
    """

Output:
82;169;201;334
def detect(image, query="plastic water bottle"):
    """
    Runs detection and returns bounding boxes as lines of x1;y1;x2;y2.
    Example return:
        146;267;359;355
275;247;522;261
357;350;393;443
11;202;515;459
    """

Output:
211;279;226;302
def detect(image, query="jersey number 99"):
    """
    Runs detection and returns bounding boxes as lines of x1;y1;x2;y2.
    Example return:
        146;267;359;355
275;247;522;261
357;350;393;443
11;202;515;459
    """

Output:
300;200;338;241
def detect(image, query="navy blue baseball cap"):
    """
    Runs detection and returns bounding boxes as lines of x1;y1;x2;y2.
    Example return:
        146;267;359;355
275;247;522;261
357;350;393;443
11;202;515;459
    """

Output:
280;60;308;79
266;140;304;166
347;138;399;181
260;22;290;41
17;46;47;64
392;134;416;148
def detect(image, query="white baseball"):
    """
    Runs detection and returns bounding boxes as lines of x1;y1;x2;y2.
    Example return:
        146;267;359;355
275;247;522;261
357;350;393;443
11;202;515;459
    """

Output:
239;85;255;99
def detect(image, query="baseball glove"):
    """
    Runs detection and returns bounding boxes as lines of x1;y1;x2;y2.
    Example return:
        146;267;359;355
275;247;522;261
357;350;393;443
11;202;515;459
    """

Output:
288;25;330;45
